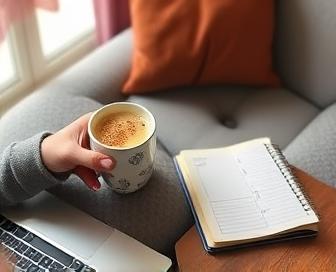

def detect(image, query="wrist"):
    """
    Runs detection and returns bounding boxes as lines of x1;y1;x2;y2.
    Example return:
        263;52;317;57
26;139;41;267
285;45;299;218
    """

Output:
41;133;71;180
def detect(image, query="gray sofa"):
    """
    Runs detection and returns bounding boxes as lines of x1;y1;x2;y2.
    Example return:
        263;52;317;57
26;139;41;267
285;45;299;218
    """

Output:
1;0;336;259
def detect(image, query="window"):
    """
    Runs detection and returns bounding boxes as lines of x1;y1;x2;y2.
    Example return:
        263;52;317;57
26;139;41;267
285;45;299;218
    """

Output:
37;0;95;59
0;0;96;114
0;37;16;90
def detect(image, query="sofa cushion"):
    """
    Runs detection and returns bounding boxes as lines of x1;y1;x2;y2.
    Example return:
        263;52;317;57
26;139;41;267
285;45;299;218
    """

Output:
49;29;132;105
284;103;336;187
123;0;279;94
128;86;319;155
0;92;102;151
275;0;336;108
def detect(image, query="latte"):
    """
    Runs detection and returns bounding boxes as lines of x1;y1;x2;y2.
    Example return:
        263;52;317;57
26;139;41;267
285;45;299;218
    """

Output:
94;111;149;148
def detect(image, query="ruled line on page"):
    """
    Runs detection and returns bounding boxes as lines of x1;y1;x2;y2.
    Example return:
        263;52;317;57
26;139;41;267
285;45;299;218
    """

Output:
234;144;308;227
210;197;268;235
189;142;310;237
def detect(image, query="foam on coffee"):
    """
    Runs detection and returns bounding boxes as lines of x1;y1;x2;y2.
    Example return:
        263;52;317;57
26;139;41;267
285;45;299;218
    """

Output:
94;111;149;148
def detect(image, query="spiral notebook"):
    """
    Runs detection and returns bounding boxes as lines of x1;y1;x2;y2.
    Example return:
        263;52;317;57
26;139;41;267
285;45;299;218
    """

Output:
174;138;319;253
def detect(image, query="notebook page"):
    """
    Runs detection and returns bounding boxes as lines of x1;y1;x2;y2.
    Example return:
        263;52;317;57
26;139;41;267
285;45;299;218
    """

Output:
184;142;317;242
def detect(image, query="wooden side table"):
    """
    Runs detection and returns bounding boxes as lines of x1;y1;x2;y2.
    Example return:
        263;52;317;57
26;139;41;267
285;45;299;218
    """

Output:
175;168;336;271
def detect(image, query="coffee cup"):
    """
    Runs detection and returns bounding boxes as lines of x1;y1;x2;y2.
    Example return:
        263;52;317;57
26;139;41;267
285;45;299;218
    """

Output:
88;102;156;193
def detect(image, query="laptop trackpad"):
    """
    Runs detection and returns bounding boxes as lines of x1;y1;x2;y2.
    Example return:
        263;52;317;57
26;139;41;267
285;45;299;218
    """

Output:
2;192;113;260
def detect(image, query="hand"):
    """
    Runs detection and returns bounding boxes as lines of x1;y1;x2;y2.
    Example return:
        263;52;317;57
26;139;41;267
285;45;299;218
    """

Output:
0;248;11;272
41;113;115;191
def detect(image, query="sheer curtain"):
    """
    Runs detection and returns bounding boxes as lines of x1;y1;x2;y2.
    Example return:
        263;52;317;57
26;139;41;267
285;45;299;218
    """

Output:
0;0;130;44
0;0;58;42
93;0;130;44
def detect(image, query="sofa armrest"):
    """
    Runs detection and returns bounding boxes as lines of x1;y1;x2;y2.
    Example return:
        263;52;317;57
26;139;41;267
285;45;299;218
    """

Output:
44;29;132;104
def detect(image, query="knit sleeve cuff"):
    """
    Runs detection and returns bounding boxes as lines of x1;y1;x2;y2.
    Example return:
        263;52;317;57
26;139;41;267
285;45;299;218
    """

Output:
10;132;70;196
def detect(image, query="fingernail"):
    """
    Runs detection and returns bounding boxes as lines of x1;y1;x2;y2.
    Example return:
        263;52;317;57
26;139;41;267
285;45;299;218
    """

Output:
100;158;113;170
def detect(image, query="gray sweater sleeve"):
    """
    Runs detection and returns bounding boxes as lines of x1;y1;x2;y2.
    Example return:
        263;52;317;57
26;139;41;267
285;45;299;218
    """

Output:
0;132;66;207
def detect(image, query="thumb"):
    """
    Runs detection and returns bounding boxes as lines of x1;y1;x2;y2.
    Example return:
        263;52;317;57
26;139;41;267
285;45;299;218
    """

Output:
72;147;115;172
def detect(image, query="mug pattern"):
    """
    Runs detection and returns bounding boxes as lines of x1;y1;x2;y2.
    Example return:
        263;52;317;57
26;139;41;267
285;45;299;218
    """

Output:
128;151;144;165
116;178;131;191
138;165;153;176
101;165;152;193
89;102;156;194
99;145;155;193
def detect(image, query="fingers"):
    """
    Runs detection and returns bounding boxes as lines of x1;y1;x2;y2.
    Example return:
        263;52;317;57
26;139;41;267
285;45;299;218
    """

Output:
74;112;93;130
76;112;93;124
72;146;116;172
73;166;101;191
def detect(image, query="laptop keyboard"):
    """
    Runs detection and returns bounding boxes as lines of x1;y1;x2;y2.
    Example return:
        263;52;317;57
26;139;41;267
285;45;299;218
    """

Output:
0;215;95;272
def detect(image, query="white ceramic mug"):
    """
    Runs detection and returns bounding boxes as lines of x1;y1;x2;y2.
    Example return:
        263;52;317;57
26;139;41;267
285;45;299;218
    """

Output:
88;102;156;193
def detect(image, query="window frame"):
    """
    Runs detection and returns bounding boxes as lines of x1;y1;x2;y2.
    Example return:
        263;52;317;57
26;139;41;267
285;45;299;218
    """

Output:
0;3;96;115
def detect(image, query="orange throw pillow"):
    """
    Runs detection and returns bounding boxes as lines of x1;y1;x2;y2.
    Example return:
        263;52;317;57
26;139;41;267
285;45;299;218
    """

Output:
123;0;280;94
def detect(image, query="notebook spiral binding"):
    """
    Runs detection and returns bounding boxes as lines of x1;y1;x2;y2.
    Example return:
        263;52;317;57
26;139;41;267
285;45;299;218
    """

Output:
264;143;318;217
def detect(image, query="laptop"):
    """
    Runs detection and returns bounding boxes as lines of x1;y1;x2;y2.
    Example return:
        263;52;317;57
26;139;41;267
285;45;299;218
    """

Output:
0;191;172;272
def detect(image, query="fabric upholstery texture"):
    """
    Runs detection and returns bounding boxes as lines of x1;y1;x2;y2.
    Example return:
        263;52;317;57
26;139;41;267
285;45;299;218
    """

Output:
0;92;102;150
129;87;319;155
275;0;336;108
284;103;336;187
49;29;132;105
123;0;279;94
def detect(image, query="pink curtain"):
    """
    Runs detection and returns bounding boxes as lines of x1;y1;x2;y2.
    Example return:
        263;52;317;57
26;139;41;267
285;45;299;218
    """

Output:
93;0;130;44
0;0;58;42
1;0;130;44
